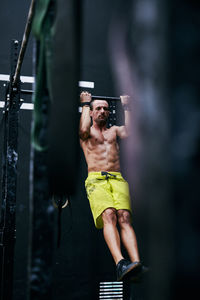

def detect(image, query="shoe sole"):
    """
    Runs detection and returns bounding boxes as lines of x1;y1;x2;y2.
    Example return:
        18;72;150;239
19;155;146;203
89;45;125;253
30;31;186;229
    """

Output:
117;262;142;282
129;266;149;283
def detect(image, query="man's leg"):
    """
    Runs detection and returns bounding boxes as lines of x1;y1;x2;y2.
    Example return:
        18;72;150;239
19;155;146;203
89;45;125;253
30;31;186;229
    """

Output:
117;209;140;262
102;208;124;264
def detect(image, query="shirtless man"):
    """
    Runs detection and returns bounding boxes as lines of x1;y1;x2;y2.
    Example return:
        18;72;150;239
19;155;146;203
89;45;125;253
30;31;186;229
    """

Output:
79;91;146;281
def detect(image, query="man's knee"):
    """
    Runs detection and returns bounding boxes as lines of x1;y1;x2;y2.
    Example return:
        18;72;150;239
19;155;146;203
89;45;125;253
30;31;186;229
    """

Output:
117;209;132;227
102;208;117;225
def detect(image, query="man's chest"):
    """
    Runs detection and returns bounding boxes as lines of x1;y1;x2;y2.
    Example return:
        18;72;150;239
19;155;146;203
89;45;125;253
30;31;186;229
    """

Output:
90;128;117;146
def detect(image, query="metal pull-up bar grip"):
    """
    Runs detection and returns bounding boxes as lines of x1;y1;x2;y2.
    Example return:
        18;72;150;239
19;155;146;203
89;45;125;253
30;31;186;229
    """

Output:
12;0;36;86
92;95;120;101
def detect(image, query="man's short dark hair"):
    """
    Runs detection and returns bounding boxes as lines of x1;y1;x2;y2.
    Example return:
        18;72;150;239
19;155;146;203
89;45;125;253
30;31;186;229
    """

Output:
90;99;109;110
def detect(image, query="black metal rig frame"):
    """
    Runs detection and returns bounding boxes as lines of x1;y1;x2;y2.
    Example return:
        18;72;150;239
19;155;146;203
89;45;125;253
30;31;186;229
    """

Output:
0;39;22;300
0;1;36;299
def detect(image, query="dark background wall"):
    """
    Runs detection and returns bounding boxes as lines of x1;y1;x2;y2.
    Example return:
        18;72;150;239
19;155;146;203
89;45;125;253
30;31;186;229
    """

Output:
0;0;200;299
170;0;200;298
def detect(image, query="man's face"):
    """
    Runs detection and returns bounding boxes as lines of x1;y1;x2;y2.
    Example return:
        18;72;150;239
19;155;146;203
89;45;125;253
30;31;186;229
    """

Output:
90;100;109;126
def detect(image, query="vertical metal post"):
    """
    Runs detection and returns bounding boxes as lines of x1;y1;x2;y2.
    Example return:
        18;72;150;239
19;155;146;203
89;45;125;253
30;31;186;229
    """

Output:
0;40;21;300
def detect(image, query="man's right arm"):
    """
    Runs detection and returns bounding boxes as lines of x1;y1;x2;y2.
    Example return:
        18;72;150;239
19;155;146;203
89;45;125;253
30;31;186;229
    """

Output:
79;91;91;141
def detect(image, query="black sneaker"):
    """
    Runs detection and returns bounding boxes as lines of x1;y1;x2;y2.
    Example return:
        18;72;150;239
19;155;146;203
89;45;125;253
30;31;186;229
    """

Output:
116;259;142;281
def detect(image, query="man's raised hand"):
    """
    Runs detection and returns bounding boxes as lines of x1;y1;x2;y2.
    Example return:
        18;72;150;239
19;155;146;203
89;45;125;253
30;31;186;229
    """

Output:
80;91;92;103
120;95;130;106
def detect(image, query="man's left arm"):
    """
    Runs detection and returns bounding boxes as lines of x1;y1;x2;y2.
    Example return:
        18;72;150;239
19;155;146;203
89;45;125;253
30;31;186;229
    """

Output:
115;95;131;139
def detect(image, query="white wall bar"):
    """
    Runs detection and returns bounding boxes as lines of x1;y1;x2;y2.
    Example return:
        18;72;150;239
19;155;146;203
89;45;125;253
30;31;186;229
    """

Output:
0;74;94;88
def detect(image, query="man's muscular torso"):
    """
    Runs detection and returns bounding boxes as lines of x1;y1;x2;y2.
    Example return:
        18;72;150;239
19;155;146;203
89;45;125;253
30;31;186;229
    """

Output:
80;125;121;172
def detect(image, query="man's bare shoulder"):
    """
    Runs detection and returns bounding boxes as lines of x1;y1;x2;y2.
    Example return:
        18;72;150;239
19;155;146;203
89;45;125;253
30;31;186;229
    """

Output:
111;125;119;131
112;125;128;139
110;125;122;134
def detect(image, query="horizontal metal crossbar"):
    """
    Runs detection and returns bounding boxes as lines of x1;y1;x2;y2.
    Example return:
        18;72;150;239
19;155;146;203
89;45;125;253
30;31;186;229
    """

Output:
92;95;120;101
100;282;123;285
100;292;123;295
19;91;121;101
99;295;123;300
99;287;123;290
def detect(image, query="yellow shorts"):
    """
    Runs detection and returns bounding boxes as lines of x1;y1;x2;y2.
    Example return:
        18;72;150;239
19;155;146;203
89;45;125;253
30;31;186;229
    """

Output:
85;172;132;229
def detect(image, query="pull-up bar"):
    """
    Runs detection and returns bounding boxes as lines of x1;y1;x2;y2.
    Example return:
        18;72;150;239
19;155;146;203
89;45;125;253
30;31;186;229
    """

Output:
21;89;121;101
91;95;121;101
